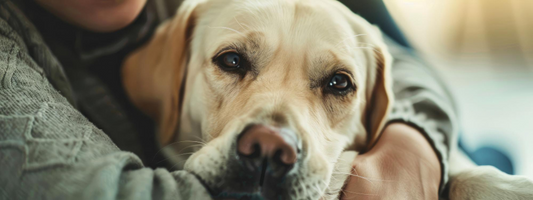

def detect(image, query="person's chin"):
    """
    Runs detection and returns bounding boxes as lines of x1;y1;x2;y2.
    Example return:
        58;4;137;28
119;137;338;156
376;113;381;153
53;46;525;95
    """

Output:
36;0;147;33
78;0;147;32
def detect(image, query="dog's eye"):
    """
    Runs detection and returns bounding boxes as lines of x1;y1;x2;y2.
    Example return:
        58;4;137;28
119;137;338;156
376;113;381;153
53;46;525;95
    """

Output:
328;74;348;89
326;73;353;95
218;52;241;71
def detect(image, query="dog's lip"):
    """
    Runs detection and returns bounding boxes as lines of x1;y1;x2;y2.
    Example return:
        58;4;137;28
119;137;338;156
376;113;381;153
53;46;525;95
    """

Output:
190;171;277;200
190;172;217;196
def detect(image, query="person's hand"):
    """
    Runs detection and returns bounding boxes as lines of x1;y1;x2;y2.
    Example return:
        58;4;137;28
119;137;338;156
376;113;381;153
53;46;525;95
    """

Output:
341;123;441;199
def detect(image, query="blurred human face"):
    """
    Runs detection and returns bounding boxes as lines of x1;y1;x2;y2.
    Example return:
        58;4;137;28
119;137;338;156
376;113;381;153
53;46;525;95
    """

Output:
35;0;147;32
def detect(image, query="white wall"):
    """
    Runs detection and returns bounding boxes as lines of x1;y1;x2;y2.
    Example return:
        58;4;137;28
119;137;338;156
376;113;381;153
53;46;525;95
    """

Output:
384;0;533;178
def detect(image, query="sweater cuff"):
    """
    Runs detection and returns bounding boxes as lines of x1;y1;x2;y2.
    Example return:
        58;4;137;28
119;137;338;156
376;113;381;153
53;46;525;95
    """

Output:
387;99;449;195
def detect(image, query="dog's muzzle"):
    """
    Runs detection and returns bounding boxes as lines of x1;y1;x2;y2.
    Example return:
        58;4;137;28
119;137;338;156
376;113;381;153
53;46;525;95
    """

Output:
206;124;302;199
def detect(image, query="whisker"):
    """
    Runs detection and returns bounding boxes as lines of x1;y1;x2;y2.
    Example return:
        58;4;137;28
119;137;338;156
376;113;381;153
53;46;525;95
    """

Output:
153;145;201;165
153;151;196;165
152;141;206;163
331;172;396;182
166;140;207;146
150;140;199;161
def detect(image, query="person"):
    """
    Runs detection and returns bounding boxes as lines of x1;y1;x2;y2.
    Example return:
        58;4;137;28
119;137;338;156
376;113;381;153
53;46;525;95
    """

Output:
0;0;458;199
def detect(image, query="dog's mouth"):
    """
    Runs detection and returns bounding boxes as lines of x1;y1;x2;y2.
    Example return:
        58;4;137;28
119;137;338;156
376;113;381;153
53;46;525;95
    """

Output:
191;172;217;196
194;173;265;200
191;157;291;200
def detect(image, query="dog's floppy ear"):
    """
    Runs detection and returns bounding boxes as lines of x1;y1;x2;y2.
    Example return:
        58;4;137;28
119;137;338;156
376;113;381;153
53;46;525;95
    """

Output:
364;42;393;149
332;1;394;150
122;0;205;145
355;24;394;150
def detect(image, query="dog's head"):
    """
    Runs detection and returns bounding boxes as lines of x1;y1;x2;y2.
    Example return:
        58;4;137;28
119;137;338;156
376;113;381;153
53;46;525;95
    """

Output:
123;0;393;199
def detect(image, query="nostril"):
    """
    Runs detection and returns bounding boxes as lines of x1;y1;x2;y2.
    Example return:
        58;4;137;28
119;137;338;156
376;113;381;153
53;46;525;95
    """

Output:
270;149;294;178
272;150;286;166
280;146;297;165
239;143;261;158
236;124;258;155
238;143;263;172
271;146;297;166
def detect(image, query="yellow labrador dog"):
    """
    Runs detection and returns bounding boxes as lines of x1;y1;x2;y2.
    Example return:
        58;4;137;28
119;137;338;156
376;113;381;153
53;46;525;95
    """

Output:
122;0;533;199
124;0;391;198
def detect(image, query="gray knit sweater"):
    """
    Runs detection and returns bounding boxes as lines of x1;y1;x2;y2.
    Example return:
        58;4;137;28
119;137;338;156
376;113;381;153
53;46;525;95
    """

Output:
0;1;211;199
0;0;458;199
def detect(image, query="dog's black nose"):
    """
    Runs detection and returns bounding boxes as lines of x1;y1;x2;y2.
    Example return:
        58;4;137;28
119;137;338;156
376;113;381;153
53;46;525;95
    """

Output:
237;124;299;179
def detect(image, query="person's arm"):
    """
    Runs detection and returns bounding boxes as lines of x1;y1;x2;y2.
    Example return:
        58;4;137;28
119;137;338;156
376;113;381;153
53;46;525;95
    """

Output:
342;36;459;199
386;36;458;194
0;13;210;200
343;123;441;199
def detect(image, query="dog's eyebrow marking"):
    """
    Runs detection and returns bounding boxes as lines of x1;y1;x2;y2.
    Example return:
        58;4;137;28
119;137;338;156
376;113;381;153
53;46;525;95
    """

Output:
211;31;265;58
245;34;265;79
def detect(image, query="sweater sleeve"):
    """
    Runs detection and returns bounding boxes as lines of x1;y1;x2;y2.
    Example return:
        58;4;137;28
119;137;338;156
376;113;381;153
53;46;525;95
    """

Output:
385;36;459;195
0;15;211;200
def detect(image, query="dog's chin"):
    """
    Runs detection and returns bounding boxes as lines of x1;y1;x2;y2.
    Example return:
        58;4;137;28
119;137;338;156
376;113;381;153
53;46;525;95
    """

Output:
192;174;322;200
192;174;283;200
185;154;329;200
191;177;287;199
189;161;301;199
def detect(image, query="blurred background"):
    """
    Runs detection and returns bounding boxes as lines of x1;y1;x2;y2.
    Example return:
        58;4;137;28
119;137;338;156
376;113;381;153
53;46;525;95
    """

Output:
383;0;533;178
